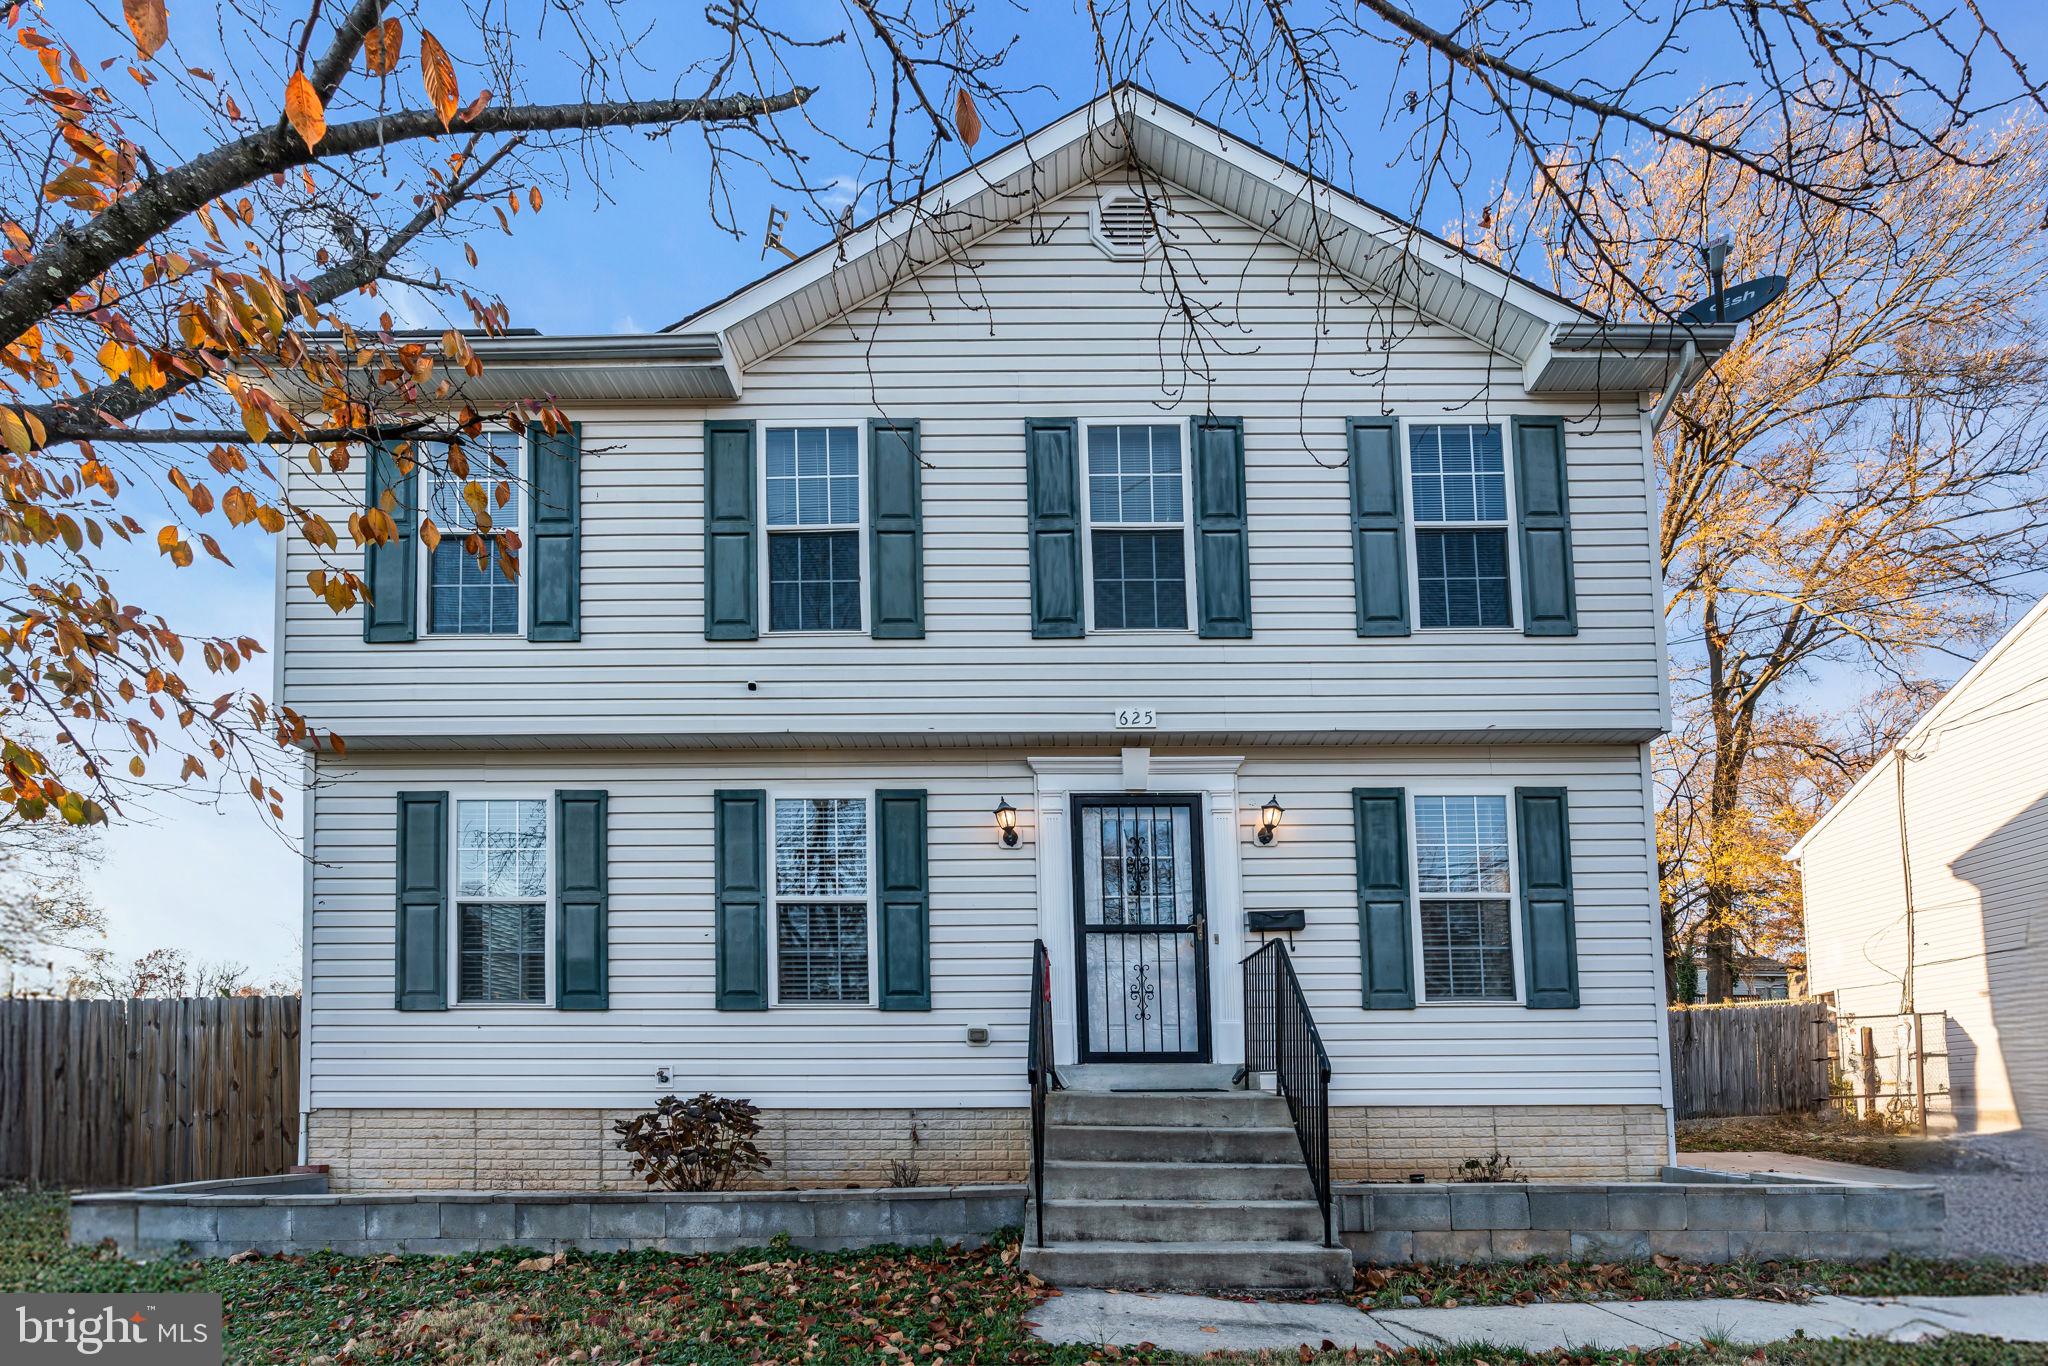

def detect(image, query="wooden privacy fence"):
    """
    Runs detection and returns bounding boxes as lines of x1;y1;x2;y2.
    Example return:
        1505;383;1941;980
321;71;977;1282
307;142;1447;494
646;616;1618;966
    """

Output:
0;996;299;1189
1668;999;1833;1119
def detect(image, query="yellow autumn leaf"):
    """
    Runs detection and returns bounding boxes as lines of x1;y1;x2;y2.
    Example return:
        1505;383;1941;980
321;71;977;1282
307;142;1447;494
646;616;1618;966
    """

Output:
284;70;326;149
0;408;29;455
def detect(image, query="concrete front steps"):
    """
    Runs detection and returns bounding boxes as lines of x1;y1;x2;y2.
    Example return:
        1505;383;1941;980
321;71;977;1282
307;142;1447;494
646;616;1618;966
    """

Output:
1018;1078;1351;1294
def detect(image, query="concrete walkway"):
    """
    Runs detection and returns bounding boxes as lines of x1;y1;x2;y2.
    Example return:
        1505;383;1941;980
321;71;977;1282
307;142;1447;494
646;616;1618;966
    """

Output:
1028;1288;2048;1355
1678;1150;1932;1186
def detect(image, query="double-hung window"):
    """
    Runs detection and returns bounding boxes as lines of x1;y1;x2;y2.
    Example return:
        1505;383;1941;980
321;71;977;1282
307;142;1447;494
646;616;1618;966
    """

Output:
1412;794;1517;1003
764;425;863;632
1084;422;1189;630
425;430;523;636
453;797;549;1004
1409;423;1512;629
772;796;872;1005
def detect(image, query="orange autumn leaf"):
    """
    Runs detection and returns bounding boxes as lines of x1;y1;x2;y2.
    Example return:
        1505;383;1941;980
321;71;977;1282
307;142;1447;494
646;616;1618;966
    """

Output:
284;71;326;149
362;18;403;77
418;30;459;129
122;0;168;62
954;87;982;150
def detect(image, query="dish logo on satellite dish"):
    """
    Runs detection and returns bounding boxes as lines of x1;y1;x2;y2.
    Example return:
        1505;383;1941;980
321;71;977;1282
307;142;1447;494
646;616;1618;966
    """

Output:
1677;274;1788;327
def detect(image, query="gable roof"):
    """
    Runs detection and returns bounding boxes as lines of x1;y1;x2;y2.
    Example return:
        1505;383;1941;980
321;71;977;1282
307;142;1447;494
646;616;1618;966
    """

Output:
673;85;1730;391
1787;591;2048;861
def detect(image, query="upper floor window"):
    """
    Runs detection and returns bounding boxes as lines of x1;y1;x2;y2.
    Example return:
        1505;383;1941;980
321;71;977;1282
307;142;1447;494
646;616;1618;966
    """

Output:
454;796;549;1004
426;431;522;636
1084;422;1190;631
772;795;872;1005
1412;793;1517;1003
764;425;863;632
1409;424;1512;630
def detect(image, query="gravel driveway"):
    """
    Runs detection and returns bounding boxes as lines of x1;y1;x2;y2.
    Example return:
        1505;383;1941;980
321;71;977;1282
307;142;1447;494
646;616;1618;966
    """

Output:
1933;1131;2048;1262
1680;1130;2048;1262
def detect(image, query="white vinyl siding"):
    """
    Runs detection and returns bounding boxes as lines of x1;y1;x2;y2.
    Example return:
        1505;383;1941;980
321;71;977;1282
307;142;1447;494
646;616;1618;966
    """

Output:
280;183;1665;745
1797;599;2048;1131
304;742;1666;1111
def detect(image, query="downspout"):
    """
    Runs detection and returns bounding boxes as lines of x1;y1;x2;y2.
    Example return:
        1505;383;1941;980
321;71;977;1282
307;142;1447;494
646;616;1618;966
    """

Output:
1646;340;1701;435
1643;337;1698;1168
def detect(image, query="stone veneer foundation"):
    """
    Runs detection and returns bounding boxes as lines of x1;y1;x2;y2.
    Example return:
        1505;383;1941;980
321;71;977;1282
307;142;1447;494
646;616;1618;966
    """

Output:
307;1104;1668;1192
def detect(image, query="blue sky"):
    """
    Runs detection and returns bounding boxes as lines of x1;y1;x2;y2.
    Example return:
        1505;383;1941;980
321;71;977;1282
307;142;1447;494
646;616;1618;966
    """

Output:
62;2;2048;984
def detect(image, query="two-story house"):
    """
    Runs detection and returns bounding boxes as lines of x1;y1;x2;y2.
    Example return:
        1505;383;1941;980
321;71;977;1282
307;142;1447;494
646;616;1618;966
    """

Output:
285;89;1720;1228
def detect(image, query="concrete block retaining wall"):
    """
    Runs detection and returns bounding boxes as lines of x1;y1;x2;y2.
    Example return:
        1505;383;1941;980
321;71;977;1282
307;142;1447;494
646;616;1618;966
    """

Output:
71;1177;1025;1260
73;1167;1941;1266
1334;1167;1944;1265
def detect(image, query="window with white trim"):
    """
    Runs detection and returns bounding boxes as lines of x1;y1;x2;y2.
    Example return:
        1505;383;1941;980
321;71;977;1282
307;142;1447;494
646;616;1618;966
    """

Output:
1409;423;1512;629
1084;423;1189;631
424;430;523;636
453;797;549;1003
764;425;863;632
772;796;872;1004
1413;794;1517;1002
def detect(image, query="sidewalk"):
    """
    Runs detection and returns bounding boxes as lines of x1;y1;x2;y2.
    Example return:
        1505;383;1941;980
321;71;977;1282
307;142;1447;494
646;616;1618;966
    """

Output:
1028;1288;2048;1355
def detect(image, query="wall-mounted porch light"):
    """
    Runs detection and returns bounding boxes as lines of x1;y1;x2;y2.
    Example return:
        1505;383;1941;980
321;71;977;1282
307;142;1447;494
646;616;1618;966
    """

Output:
1256;796;1284;845
994;798;1020;848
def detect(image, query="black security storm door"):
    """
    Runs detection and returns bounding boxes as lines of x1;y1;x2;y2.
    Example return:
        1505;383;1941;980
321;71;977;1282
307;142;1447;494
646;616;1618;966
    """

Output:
1071;795;1211;1062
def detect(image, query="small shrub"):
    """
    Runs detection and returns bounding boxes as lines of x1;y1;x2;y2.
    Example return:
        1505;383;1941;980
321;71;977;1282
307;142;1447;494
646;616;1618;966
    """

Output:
612;1093;771;1192
1456;1151;1523;1183
887;1122;923;1188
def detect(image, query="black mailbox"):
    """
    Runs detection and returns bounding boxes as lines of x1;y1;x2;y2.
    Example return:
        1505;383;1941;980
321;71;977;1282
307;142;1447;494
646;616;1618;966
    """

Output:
1245;909;1305;933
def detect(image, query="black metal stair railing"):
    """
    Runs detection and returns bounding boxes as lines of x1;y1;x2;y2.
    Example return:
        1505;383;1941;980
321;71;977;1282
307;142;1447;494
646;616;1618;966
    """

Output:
1241;939;1334;1247
1026;938;1062;1247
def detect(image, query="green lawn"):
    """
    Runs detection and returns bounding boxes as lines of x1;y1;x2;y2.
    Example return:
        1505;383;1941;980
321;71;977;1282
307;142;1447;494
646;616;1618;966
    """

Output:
7;1188;2046;1364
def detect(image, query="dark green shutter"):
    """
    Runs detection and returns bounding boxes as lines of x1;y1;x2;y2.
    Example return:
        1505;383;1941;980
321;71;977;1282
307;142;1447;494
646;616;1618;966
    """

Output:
713;789;768;1010
528;422;582;642
554;790;609;1010
363;441;418;643
393;791;448;1010
1512;417;1577;636
1353;788;1415;1009
1025;418;1084;639
704;421;758;641
1348;417;1409;636
868;419;924;639
1515;787;1581;1008
1191;416;1252;638
874;789;931;1010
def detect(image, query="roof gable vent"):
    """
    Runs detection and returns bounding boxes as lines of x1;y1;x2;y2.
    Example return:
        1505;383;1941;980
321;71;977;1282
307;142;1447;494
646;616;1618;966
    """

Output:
1091;192;1161;258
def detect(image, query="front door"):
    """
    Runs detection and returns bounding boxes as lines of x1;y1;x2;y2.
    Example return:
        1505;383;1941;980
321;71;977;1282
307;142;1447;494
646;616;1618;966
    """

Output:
1071;795;1211;1062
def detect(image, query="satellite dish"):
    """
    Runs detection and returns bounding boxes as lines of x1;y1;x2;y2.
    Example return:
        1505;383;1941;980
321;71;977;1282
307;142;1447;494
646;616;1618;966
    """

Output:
1677;274;1787;327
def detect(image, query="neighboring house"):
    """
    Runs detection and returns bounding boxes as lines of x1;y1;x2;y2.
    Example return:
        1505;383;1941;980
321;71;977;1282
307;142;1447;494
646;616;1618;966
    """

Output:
1685;954;1795;1001
285;88;1724;1197
1792;595;2048;1133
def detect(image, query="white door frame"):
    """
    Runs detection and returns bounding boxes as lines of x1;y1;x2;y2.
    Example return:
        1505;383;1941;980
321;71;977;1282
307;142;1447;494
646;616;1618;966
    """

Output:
1029;752;1247;1069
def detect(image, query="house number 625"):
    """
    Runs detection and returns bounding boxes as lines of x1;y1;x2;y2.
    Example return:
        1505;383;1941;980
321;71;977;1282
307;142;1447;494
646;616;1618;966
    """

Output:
1115;707;1158;729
